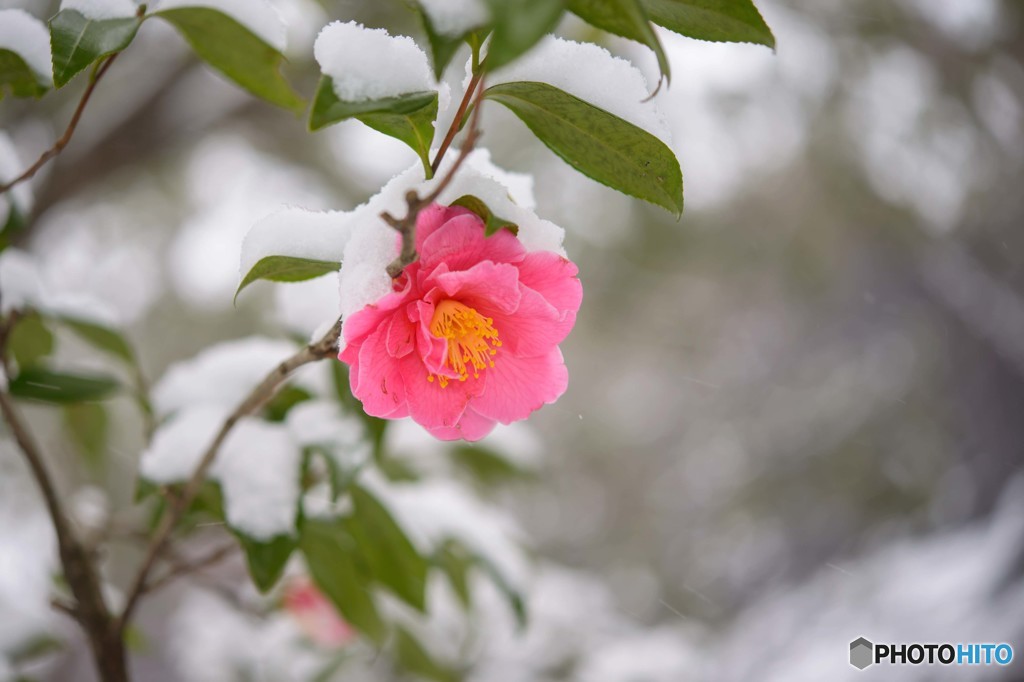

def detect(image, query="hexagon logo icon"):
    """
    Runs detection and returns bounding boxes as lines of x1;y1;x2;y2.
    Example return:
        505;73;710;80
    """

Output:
850;637;874;670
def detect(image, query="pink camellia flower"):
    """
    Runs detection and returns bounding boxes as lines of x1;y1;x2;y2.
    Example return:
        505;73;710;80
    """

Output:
338;203;582;441
282;577;356;647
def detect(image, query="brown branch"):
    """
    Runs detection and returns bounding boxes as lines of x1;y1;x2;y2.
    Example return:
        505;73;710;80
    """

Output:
0;53;121;197
118;319;343;629
0;318;128;681
383;76;488;279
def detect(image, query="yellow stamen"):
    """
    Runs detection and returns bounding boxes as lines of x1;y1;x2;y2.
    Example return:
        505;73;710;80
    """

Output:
427;300;501;388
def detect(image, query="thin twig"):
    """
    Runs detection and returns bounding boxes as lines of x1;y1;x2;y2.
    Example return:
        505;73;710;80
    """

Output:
118;319;343;630
431;68;485;175
382;76;487;280
0;53;121;196
141;540;238;597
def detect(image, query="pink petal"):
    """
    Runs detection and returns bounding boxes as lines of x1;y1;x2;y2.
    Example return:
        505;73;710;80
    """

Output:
471;347;568;424
516;251;583;317
492;285;571;357
342;281;411;346
414;204;474;254
426;407;497;441
385;309;416;358
353;328;409;419
433;261;522;315
420;214;525;273
400;354;483;429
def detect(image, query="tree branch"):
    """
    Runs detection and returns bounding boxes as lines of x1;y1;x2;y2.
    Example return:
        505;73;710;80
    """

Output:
141;540;238;597
0;316;128;681
118;319;343;629
383;75;488;279
0;53;121;196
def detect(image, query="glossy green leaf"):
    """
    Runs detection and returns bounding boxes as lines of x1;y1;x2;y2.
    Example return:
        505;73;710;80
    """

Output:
300;518;386;644
485;0;566;70
236;533;296;593
450;195;519;237
9;314;54;370
395;627;459;682
235;255;339;303
155;7;303;110
347;486;428;611
63;402;108;470
568;0;670;81
310;78;437;175
641;0;775;47
9;366;119;404
0;49;48;99
49;9;140;88
418;8;472;80
55;316;135;363
486;81;683;214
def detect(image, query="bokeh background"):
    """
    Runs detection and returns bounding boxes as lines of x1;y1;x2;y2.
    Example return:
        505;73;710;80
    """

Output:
2;0;1024;680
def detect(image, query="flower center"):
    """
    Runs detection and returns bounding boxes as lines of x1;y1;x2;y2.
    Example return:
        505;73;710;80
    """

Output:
428;300;501;387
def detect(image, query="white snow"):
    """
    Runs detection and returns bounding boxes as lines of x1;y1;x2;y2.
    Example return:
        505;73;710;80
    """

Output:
152;337;301;416
485;35;672;144
60;0;138;20
239;207;350;277
0;249;43;315
313;21;433;102
418;0;489;37
157;0;286;52
337;149;565;328
0;10;51;85
140;409;301;540
213;418;300;540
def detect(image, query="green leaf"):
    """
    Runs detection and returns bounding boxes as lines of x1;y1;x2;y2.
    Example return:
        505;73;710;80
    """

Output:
434;541;472;610
300;518;387;644
418;8;471;80
347;486;428;611
641;0;775;48
568;0;670;82
155;7;303;110
235;255;340;303
310;78;438;175
263;385;313;422
485;0;566;70
236;532;296;593
9;366;119;404
8;314;54;370
0;49;48;99
395;627;459;682
55;316;135;363
486;81;683;214
48;9;140;88
63;402;108;471
450;195;519;237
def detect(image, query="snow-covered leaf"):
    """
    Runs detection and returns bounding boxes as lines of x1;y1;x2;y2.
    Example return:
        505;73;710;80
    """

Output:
484;0;566;71
310;81;438;174
641;0;775;48
300;517;387;644
235;255;339;303
567;0;670;82
0;9;52;99
9;366;119;404
485;81;683;213
49;9;140;87
155;7;302;110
